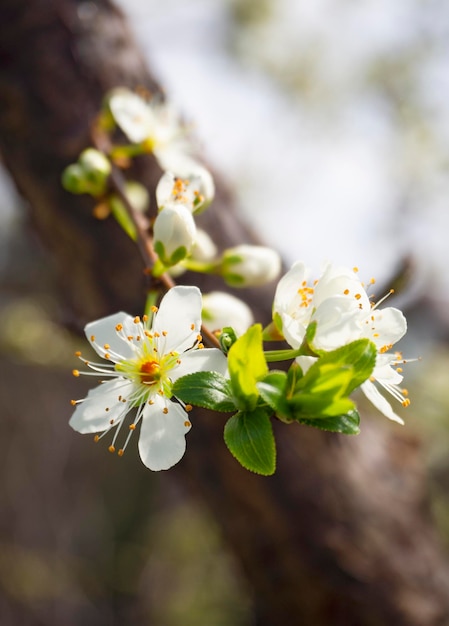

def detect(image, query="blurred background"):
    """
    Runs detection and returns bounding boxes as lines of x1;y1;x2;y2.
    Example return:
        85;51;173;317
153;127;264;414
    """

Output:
1;0;449;623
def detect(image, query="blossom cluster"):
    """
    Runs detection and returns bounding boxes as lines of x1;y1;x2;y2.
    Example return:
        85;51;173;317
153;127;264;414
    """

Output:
70;263;412;473
64;87;413;475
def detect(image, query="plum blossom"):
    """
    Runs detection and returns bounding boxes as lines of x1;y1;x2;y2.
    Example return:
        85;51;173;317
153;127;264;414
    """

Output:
70;286;227;470
274;261;410;423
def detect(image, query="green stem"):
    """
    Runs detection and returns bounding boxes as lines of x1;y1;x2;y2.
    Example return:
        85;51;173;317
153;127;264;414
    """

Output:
264;348;302;363
181;258;220;274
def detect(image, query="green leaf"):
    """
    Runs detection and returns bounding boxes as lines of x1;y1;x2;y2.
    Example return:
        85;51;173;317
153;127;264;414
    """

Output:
312;338;377;394
257;371;293;422
298;410;361;435
224;408;276;475
172;371;236;412
227;324;268;410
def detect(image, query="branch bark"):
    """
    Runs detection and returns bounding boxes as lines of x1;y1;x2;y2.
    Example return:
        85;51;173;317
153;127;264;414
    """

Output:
1;1;448;624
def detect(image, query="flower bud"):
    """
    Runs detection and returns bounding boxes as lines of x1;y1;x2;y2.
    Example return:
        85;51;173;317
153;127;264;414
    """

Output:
221;245;282;287
153;205;197;267
203;292;254;336
61;163;87;195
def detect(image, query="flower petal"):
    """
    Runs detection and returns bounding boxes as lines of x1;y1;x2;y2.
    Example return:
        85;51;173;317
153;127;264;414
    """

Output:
273;261;308;313
361;380;404;425
138;396;191;470
364;307;407;348
153;286;202;353
312;296;364;351
170;348;228;382
69;379;134;434
85;312;137;361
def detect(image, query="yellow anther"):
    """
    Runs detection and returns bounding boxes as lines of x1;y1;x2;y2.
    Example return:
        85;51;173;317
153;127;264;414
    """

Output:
162;330;168;337
190;323;195;330
118;449;124;457
104;353;110;359
355;293;362;300
397;367;403;373
70;399;77;406
127;336;133;341
177;359;182;364
343;289;350;295
402;399;411;408
108;445;116;453
109;419;114;425
116;323;123;331
134;316;141;324
143;314;148;322
353;266;359;273
154;332;160;338
373;333;379;338
198;343;205;349
75;351;82;357
90;335;95;342
197;334;202;342
148;399;155;405
370;278;376;284
185;404;193;412
184;420;191;428
129;424;136;430
104;344;110;350
72;369;80;377
94;435;100;443
151;306;158;313
163;407;169;414
402;389;409;396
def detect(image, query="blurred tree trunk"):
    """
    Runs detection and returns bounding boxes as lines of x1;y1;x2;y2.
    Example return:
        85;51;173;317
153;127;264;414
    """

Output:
1;1;449;624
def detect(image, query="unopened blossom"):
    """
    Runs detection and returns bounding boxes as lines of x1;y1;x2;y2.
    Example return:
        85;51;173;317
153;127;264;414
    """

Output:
69;286;227;471
202;291;254;336
156;168;215;215
274;261;410;423
221;245;282;287
153;205;197;267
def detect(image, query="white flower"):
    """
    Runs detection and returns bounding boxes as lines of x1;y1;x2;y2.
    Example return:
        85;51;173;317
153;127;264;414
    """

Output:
274;261;410;423
153;205;197;266
108;88;186;155
69;286;227;470
221;245;282;287
202;291;254;336
156;168;215;215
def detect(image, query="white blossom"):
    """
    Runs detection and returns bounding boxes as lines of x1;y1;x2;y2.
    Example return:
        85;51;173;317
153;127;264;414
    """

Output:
156;168;215;215
69;286;227;470
274;261;410;423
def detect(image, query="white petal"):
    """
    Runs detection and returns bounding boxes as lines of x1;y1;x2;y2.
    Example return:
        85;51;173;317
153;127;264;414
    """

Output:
153;286;202;353
85;312;136;361
364;307;407;348
69;379;135;434
281;312;307;350
109;89;154;143
312;296;363;351
361;380;404;425
170;348;228;382
295;355;317;375
274;261;308;313
138;396;191;471
314;264;370;311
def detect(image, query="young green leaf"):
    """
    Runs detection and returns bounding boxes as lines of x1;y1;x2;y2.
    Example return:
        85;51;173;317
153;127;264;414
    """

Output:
172;371;236;412
224;408;276;475
227;324;268;410
298;410;361;435
257;371;293;422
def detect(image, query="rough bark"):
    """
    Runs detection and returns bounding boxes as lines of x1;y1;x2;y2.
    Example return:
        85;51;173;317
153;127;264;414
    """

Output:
1;1;448;624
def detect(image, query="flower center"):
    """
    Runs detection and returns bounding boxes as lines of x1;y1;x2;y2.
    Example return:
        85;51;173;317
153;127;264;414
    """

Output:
140;360;161;384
